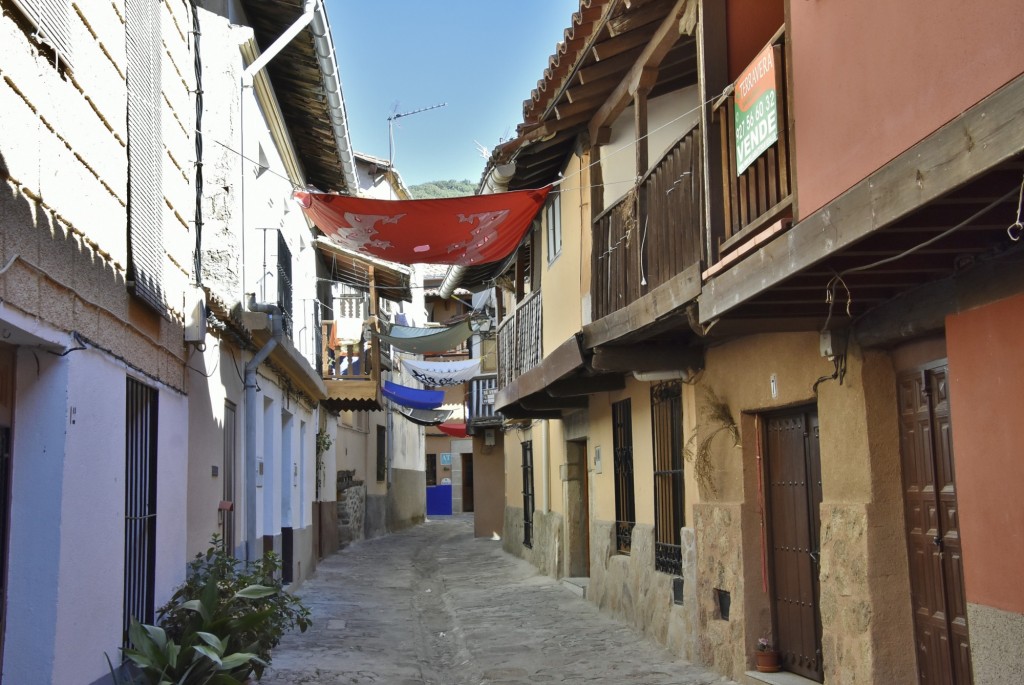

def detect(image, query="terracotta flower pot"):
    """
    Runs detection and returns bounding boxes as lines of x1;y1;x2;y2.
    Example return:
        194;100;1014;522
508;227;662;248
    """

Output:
756;650;781;673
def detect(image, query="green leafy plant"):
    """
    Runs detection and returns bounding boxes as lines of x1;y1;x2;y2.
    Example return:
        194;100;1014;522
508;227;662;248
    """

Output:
156;537;311;680
110;617;263;685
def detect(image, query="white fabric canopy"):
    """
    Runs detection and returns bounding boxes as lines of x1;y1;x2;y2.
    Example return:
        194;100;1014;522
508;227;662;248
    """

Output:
401;359;481;387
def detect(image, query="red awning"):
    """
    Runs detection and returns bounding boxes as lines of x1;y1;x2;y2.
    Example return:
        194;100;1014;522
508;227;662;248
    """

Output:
437;422;468;439
294;187;550;266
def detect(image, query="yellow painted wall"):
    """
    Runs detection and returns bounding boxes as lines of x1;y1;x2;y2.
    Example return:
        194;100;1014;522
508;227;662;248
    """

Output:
541;152;587;352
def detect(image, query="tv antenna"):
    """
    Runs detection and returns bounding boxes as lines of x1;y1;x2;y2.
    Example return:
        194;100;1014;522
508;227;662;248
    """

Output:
387;102;447;170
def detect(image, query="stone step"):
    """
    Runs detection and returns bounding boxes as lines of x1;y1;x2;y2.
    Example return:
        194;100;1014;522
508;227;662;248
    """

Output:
561;577;589;598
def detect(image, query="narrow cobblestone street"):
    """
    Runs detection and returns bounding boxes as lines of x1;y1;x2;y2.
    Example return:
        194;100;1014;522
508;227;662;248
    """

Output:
262;516;738;685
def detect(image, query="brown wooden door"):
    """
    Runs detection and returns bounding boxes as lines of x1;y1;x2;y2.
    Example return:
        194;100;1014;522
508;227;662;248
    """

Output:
766;410;824;682
898;362;972;685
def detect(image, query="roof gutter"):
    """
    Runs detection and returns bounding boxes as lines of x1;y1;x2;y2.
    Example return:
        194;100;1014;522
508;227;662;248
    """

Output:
242;0;358;194
437;162;517;299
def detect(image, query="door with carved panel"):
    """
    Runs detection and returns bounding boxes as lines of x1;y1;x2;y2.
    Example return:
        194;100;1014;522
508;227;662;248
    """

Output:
765;409;824;681
898;361;972;685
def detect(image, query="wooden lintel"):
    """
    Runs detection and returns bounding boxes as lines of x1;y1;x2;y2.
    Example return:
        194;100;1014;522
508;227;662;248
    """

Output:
583;263;701;348
587;0;690;142
498;406;563;421
548;374;626;397
699;71;1024;324
520;394;589;411
591;344;704;374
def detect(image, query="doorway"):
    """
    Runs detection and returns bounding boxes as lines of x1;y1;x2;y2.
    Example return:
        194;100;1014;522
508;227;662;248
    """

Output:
0;343;14;678
565;439;590;577
765;408;824;681
461;453;474;513
897;360;972;684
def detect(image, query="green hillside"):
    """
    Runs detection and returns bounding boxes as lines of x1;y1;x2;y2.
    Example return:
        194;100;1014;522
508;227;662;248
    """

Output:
408;179;476;199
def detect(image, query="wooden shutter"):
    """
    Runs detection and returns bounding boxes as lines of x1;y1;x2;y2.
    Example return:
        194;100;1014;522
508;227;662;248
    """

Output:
125;0;165;313
10;0;74;66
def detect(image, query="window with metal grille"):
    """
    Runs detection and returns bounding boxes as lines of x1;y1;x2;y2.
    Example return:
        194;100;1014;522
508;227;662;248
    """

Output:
522;440;534;548
124;377;158;643
125;0;165;314
652;381;684;575
612;399;635;554
277;231;294;338
9;0;74;67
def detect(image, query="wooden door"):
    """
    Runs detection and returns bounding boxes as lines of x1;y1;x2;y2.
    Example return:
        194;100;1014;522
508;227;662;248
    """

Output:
898;362;972;685
462;454;474;512
766;410;824;682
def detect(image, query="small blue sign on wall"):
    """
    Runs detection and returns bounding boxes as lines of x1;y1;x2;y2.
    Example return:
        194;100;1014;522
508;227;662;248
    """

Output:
440;452;452;465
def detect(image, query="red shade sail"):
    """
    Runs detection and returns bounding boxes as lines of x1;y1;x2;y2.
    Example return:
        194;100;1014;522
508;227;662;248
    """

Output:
294;187;550;266
437;422;468;438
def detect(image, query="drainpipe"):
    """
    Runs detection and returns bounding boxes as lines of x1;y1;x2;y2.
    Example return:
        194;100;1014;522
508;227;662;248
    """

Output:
437;163;516;299
244;295;284;560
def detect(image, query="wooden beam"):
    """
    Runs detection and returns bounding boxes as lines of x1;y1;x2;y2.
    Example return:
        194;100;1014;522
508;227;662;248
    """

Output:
588;0;690;142
494;335;585;410
593;27;653;61
498;406;563;421
520;394;589;411
583;263;701;348
566;74;622;105
699;71;1024;323
578;46;644;85
591;344;704;373
548;374;626;396
608;0;671;37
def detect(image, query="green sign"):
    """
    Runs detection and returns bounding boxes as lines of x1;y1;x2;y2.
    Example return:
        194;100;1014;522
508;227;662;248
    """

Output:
734;45;778;175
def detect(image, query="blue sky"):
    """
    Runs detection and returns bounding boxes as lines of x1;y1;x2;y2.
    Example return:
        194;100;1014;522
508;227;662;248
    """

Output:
327;1;581;187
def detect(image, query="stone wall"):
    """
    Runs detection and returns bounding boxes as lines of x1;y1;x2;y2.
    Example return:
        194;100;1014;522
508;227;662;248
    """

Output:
388;467;425;532
587;521;698;662
365;494;387;539
337;484;365;548
693;504;746;679
502;506;563;578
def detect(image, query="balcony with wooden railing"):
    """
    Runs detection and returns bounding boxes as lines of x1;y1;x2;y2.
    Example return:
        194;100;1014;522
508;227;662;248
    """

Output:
497;290;542;390
707;28;792;276
467;374;499;426
320;292;381;409
591;124;703;321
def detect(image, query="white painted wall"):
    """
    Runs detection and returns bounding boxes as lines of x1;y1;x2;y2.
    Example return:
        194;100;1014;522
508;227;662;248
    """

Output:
601;85;702;208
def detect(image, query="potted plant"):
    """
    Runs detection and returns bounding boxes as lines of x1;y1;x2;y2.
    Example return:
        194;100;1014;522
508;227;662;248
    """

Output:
755;633;781;673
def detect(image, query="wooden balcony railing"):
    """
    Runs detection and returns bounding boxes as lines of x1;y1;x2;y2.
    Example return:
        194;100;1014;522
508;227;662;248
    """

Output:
468;374;499;424
497;290;541;389
320;319;379;383
709;29;792;270
592;125;703;321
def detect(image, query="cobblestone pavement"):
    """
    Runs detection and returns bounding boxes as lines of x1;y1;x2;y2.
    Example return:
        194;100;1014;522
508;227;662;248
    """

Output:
261;515;738;685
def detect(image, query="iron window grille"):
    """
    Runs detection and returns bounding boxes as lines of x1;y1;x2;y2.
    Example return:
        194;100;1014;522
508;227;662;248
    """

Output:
652;381;684;575
277;231;294;338
522;440;535;548
124;377;158;644
612;399;635;554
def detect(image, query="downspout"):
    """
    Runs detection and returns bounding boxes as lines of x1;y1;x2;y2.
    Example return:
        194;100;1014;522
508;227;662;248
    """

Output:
244;296;284;560
437;162;516;299
541;420;550;514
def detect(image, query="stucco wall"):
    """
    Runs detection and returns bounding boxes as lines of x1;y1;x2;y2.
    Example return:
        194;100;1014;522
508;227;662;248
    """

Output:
541;152;586;348
789;0;1024;216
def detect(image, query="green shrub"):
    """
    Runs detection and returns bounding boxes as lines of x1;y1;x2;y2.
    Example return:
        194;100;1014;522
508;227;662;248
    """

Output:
112;536;311;684
157;537;311;679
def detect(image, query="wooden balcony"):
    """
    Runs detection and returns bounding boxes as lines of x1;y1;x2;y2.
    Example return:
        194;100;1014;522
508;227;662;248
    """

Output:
707;29;792;275
497;290;542;389
591;124;703;321
467;374;499;425
320;318;380;409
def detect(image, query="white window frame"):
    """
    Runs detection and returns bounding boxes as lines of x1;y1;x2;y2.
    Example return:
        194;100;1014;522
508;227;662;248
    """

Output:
545;193;562;264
